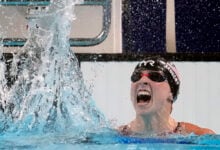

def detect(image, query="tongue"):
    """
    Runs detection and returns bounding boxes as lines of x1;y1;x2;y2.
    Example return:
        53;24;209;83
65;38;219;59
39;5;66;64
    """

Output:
137;95;151;103
138;99;148;103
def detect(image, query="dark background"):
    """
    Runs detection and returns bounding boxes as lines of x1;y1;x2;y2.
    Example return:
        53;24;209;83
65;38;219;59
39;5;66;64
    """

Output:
122;0;220;53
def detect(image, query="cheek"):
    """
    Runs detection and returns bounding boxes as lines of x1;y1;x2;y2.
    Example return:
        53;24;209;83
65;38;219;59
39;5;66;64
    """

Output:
154;83;171;97
130;83;137;101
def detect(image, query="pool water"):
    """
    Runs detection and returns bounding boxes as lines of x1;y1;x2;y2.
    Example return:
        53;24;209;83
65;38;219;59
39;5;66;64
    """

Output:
1;131;220;149
0;0;107;135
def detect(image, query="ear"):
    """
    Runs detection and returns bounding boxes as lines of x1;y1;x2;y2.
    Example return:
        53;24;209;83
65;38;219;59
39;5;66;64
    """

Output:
167;93;173;113
167;92;174;104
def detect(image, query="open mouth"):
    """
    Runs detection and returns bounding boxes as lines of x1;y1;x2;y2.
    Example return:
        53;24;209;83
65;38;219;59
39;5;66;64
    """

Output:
137;90;152;104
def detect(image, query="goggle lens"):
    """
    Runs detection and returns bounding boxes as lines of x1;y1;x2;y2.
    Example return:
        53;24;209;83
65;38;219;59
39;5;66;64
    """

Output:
131;72;166;82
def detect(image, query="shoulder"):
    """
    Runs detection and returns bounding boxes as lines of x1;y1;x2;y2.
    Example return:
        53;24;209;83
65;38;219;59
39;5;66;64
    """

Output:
176;122;215;135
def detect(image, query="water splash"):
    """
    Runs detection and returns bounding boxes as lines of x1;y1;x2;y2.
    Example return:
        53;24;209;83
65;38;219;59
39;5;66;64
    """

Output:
0;0;108;136
0;20;10;133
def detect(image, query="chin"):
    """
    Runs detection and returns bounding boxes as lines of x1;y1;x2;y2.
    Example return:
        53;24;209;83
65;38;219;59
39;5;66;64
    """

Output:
136;106;152;116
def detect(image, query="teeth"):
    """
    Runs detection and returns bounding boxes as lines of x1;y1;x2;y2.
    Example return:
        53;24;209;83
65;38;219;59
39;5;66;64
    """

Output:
137;91;150;96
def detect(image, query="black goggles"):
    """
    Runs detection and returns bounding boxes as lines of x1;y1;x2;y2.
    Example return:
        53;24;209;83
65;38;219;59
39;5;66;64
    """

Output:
131;71;166;83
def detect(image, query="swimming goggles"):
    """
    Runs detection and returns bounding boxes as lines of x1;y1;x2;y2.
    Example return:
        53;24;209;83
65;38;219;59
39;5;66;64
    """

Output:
131;71;167;83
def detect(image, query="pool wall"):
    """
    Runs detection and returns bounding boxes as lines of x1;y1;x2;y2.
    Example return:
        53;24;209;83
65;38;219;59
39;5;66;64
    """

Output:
2;0;219;53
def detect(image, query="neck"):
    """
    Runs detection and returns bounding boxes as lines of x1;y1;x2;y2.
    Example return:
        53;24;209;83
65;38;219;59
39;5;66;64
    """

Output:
130;114;177;136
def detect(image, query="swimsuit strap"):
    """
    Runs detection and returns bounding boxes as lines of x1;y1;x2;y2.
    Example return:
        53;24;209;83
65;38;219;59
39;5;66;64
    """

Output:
173;122;181;133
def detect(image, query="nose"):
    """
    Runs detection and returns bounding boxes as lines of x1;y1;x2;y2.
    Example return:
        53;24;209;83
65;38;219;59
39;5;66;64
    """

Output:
143;82;148;85
137;79;149;89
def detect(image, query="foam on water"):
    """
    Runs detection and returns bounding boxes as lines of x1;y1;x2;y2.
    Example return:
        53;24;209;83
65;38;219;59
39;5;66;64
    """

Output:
0;0;108;136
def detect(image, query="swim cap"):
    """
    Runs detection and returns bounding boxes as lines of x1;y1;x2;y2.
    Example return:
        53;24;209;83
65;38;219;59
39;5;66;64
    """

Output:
132;56;180;102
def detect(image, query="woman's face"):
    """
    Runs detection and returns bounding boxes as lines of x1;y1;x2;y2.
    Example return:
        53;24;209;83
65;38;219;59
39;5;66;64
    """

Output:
130;70;172;116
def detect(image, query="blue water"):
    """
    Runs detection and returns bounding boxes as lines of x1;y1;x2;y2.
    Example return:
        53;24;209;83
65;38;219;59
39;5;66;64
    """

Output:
0;131;220;149
0;0;220;149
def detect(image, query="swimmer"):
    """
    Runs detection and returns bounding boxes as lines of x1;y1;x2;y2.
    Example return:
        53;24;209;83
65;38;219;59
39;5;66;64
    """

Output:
118;56;215;136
